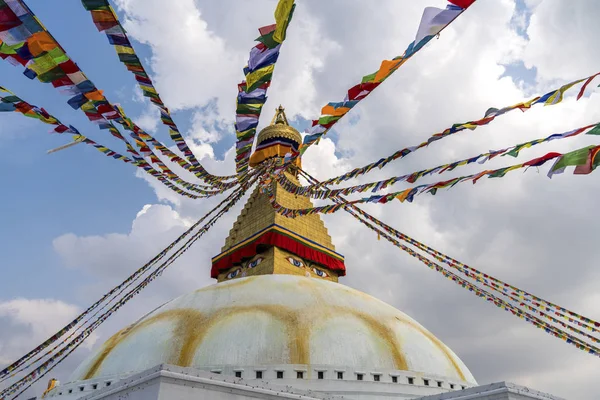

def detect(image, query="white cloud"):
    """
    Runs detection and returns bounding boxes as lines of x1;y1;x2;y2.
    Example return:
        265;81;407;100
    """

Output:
113;0;242;114
522;0;600;82
133;105;161;134
0;299;97;365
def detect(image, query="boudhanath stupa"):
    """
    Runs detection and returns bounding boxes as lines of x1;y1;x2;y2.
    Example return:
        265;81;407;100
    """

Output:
41;109;564;400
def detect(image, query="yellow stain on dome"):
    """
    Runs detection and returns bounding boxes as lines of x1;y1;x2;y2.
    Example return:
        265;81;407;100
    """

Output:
394;316;466;381
81;303;427;379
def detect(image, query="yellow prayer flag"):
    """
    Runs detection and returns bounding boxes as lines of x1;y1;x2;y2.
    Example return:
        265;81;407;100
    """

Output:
504;165;523;174
143;86;158;95
545;78;585;106
114;45;135;55
245;65;274;91
28;53;56;75
273;0;295;43
81;102;96;112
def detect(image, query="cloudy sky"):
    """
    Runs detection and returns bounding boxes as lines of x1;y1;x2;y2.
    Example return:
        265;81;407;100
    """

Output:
1;0;600;398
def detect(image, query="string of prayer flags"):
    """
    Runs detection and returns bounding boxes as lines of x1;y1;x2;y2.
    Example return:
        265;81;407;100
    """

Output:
298;155;600;351
0;182;256;400
78;0;237;183
300;166;600;351
234;0;295;177
0;175;259;385
344;197;600;335
346;209;600;356
0;85;227;198
0;85;75;133
277;123;600;198
263;146;599;217
0;0;236;192
80;136;229;199
298;0;477;156
295;166;600;339
298;72;600;189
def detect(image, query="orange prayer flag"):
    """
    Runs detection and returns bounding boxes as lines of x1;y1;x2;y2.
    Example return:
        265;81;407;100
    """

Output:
395;188;413;203
91;9;118;30
374;59;403;82
321;104;351;117
84;90;105;101
27;32;57;57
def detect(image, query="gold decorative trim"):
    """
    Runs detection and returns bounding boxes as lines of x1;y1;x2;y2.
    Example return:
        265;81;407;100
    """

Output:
257;124;302;145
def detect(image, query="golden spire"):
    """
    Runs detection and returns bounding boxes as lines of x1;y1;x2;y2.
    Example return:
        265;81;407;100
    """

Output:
212;108;345;282
272;105;289;125
252;106;302;154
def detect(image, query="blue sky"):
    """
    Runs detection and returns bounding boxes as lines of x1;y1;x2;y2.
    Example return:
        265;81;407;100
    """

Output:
0;1;167;300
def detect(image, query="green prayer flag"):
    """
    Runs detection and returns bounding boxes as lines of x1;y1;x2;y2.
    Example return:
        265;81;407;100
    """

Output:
586;124;600;136
505;146;523;158
362;72;377;83
0;42;21;55
256;32;280;49
488;167;510;178
1;95;20;103
81;0;110;10
37;66;67;83
551;146;595;172
318;115;341;125
236;103;262;115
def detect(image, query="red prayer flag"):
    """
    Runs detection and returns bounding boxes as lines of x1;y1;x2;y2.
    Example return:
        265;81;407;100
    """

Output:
347;82;380;101
448;0;476;9
59;60;80;74
51;76;74;88
14;102;33;113
259;24;277;36
54;125;69;133
576;73;600;100
523;152;561;167
96;104;114;114
0;5;21;32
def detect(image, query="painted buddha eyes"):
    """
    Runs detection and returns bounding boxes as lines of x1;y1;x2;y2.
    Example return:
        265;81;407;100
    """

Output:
312;268;328;278
286;257;304;268
226;268;241;279
225;257;264;279
286;256;329;278
247;257;264;269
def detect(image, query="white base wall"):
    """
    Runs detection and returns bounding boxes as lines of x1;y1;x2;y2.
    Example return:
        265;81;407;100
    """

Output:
45;365;565;400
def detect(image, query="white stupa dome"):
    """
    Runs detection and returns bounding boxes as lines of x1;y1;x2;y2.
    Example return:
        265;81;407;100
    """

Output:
69;275;476;387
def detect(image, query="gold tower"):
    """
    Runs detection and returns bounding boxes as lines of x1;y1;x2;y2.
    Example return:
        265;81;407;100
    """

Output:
211;106;346;282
